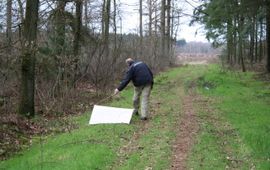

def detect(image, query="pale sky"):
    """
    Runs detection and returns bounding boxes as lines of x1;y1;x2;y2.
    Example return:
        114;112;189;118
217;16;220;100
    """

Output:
119;0;208;42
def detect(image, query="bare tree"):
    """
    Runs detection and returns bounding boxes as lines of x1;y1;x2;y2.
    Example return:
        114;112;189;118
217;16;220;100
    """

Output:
166;0;171;61
238;12;246;72
73;0;83;85
102;0;111;42
74;0;82;56
161;0;166;59
16;0;24;22
139;0;143;56
267;0;270;72
19;0;39;117
84;0;89;28
113;0;117;46
6;0;12;53
147;0;152;36
54;1;66;55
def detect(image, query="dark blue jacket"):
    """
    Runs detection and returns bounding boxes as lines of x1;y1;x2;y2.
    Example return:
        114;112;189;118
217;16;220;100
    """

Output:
117;61;154;91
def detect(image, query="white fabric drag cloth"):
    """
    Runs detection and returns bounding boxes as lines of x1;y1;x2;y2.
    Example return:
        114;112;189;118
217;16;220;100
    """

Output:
89;105;133;124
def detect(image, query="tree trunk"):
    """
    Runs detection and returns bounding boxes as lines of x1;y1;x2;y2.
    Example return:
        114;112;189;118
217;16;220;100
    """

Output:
266;0;270;72
170;0;175;49
255;15;258;63
148;0;152;36
6;0;12;53
74;0;82;56
166;0;171;62
259;18;263;62
233;18;237;64
239;15;246;72
103;0;111;44
139;0;143;56
72;0;83;86
17;0;24;22
101;0;111;65
154;4;158;35
102;0;106;35
19;0;39;117
227;18;233;64
54;1;66;55
113;0;117;48
249;16;255;64
84;0;88;28
161;0;166;60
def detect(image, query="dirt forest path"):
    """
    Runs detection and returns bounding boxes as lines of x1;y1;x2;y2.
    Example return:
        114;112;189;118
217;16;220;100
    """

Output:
109;57;211;170
171;92;199;170
112;89;201;170
170;57;210;169
111;61;209;169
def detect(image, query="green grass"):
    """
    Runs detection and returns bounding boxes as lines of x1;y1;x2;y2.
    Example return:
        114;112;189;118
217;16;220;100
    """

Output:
188;64;270;169
0;120;134;169
0;65;208;170
1;64;269;170
0;86;135;169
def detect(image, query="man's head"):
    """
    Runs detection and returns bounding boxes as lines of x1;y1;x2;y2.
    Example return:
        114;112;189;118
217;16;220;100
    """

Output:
125;58;134;66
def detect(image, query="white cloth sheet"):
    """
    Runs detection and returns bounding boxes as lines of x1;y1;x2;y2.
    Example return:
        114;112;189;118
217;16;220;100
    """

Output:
89;105;134;124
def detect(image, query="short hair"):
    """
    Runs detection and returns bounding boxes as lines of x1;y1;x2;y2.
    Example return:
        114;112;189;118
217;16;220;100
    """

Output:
125;58;134;65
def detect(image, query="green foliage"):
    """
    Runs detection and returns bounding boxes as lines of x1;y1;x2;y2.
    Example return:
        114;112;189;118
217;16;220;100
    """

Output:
191;0;266;50
191;0;236;45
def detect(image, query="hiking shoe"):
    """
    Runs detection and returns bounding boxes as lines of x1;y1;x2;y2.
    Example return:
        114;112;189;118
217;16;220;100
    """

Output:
140;117;147;121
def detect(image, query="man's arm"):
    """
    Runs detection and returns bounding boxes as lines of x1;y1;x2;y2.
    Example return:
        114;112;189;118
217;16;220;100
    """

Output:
117;67;133;91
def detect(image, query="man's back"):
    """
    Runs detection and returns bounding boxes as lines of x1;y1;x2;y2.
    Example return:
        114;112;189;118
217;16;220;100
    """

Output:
117;60;153;91
131;61;153;87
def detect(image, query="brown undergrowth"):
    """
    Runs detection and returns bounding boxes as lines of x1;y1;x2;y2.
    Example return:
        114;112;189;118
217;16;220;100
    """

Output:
0;82;107;161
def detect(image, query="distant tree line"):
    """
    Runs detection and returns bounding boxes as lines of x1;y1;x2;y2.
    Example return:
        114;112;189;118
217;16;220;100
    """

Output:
176;39;187;46
191;0;270;72
0;0;182;117
176;41;219;54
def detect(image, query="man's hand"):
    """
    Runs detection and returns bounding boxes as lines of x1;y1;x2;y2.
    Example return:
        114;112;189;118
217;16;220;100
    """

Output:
114;89;120;95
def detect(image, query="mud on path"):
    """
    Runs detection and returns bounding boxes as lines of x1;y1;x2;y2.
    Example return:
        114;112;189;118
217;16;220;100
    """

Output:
171;92;199;170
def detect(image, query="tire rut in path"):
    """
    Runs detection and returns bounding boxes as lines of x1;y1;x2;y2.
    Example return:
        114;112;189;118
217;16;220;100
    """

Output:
171;94;199;170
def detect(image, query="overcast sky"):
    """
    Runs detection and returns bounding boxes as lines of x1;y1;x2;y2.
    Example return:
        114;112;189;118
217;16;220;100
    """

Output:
119;0;207;42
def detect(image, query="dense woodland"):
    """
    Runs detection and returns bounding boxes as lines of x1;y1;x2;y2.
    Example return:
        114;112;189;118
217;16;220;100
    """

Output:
0;0;269;117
